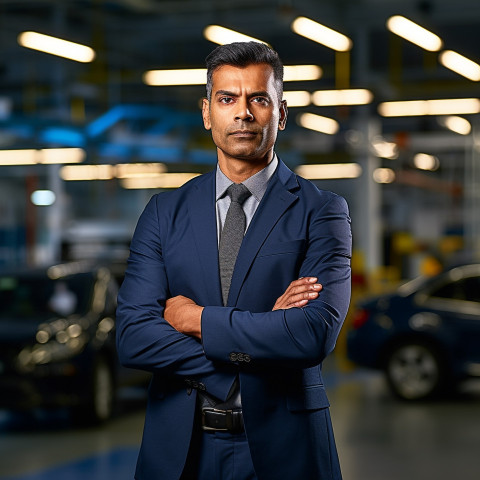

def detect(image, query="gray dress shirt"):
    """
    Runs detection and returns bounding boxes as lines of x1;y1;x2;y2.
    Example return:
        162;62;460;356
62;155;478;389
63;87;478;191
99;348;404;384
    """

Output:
215;155;278;243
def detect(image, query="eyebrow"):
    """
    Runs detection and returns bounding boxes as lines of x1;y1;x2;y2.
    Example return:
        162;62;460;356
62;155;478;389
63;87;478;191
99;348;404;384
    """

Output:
214;89;272;99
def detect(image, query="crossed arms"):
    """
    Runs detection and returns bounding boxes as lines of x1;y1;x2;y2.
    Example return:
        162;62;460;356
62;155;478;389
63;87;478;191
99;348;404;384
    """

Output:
116;191;351;399
164;276;323;339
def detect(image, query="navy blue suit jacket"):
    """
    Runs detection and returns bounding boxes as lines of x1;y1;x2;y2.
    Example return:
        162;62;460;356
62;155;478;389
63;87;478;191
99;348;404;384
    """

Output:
116;159;352;480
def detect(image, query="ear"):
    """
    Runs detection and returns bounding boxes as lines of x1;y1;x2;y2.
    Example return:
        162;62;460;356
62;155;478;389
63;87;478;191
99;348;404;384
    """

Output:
202;98;211;130
278;99;288;131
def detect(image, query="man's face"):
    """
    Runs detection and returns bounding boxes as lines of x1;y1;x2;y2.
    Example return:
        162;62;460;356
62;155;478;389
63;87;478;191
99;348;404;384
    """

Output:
202;63;287;165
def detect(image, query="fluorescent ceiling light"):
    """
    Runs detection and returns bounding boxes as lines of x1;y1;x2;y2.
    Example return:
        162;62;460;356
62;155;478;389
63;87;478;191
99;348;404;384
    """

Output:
31;190;56;206
203;25;268;45
60;165;115;181
296;163;362;180
283;91;311;107
143;69;207;86
312;89;373;106
297;113;339;135
60;163;195;187
291;16;352;52
371;139;399;159
40;148;85;164
0;150;36;165
121;173;201;189
378;98;480;116
373;168;396;184
386;15;443;51
284;65;322;81
0;148;85;166
18;31;95;63
414;153;439;171
439;50;480;81
439;116;472;135
144;65;322;86
115;163;167;178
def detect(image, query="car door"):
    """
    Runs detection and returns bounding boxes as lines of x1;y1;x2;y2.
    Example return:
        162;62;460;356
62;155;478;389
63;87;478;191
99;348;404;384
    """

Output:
418;268;480;375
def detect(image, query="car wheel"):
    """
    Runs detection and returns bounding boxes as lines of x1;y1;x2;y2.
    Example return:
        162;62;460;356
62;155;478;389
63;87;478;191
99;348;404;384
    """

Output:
92;356;116;422
385;342;444;400
74;356;116;424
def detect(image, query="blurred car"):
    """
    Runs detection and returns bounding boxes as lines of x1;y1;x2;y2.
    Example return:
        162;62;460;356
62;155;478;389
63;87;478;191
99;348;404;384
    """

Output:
0;261;148;423
347;264;480;400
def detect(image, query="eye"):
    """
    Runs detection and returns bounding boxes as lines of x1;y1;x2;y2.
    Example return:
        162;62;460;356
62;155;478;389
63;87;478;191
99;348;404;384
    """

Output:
252;97;269;105
219;96;234;104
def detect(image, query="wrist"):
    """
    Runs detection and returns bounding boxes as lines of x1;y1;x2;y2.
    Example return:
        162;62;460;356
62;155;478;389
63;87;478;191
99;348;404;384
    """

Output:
189;306;203;338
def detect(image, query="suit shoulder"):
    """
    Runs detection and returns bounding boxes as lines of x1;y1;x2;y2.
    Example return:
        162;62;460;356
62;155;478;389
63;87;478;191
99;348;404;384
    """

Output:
295;175;348;210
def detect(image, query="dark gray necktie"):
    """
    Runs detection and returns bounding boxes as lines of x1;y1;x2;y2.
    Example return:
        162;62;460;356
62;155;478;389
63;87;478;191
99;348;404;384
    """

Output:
219;183;251;306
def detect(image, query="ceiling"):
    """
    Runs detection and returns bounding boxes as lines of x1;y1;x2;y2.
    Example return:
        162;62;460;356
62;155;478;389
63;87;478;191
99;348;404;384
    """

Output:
1;0;480;162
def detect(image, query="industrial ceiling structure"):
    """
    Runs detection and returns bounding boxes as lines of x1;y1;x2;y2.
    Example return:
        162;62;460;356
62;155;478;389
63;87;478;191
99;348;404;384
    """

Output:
1;0;479;157
0;0;479;270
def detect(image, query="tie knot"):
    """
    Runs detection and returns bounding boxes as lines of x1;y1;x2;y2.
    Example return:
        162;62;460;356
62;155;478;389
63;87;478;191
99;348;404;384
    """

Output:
227;183;251;206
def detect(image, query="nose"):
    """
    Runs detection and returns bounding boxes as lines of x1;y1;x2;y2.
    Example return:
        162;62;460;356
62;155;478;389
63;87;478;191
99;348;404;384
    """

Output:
235;98;254;122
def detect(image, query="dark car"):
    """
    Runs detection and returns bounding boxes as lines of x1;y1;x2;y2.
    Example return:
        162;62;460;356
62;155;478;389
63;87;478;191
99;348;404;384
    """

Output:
0;261;148;422
347;264;480;400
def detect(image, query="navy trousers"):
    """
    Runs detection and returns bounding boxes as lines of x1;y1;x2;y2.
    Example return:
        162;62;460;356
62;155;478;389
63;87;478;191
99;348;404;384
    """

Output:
181;428;257;480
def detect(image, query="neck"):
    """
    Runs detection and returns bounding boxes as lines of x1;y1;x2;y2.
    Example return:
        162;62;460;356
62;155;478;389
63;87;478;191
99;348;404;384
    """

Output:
217;151;273;183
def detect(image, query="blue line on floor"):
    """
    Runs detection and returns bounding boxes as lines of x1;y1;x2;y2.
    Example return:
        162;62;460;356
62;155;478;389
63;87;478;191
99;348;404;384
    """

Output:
2;447;138;480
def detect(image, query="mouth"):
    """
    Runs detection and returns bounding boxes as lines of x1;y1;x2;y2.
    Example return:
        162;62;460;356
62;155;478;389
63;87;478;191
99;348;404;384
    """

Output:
229;130;258;137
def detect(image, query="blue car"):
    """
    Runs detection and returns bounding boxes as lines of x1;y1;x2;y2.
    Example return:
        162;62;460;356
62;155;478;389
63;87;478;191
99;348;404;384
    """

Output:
347;264;480;400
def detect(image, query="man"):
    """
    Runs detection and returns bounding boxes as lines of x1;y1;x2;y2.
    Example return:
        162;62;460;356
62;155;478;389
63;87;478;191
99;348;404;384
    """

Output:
117;41;351;480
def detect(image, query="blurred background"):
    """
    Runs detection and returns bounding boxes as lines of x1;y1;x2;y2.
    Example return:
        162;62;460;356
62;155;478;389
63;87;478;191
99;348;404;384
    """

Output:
0;0;479;479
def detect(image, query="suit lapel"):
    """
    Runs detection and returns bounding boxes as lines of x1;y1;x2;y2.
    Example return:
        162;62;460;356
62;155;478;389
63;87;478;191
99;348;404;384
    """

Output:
227;160;299;306
187;171;223;306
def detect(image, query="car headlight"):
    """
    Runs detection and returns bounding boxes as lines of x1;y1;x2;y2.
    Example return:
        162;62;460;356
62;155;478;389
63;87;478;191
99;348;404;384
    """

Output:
16;317;90;372
408;312;441;330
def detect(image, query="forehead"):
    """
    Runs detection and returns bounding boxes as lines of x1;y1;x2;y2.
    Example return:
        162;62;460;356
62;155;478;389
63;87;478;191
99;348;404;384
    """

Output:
211;63;277;94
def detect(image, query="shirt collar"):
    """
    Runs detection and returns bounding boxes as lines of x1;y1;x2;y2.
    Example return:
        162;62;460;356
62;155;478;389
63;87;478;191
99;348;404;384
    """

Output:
215;155;278;203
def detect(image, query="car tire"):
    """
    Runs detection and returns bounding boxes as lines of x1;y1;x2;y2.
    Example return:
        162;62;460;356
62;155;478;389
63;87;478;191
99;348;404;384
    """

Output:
384;341;445;400
74;355;116;424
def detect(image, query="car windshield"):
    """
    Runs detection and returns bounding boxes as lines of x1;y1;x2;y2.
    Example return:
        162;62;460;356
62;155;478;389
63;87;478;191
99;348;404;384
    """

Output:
0;272;94;322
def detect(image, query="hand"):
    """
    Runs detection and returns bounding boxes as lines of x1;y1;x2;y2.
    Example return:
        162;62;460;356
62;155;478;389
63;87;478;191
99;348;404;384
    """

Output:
272;277;322;311
164;295;204;339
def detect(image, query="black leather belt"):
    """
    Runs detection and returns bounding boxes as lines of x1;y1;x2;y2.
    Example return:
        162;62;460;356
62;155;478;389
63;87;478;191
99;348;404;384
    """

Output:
201;407;244;433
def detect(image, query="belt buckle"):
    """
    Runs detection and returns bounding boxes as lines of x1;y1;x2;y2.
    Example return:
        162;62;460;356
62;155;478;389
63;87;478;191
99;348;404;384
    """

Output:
201;408;231;432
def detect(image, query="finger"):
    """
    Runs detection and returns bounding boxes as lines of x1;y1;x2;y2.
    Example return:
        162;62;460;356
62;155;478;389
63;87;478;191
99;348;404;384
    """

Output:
288;277;318;288
285;277;320;293
273;279;322;310
275;289;320;310
282;298;309;309
287;283;322;296
290;298;309;308
281;278;316;296
286;290;319;305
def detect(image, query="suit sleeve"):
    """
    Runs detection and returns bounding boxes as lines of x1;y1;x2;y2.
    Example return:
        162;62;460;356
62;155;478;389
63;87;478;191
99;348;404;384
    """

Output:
116;196;232;398
201;194;352;368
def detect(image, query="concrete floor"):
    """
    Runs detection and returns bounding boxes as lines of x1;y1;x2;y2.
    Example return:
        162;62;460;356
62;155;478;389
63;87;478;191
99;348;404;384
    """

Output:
0;367;479;480
329;372;480;480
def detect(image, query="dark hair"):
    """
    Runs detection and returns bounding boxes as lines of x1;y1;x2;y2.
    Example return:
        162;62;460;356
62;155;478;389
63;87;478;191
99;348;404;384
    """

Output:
205;42;284;102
